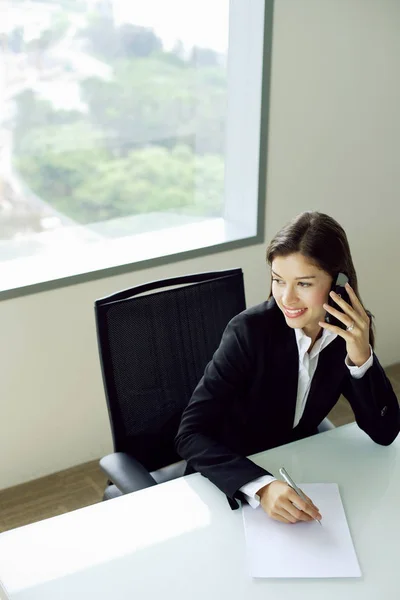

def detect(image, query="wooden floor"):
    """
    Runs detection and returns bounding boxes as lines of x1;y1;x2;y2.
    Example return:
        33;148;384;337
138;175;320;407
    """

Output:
1;364;399;534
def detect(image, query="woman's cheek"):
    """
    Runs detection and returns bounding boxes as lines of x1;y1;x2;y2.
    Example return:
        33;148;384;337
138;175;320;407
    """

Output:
309;289;330;308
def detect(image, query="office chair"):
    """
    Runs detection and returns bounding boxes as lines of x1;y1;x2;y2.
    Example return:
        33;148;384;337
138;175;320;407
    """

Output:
94;268;247;500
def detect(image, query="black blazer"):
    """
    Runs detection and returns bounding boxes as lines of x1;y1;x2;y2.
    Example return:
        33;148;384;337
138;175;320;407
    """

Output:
175;299;399;509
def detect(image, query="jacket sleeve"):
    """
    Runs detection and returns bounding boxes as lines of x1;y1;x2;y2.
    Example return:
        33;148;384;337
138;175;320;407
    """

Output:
341;353;400;445
175;315;271;507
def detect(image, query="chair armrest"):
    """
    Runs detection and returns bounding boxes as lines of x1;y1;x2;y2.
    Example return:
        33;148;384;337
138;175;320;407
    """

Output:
100;452;157;494
317;418;335;433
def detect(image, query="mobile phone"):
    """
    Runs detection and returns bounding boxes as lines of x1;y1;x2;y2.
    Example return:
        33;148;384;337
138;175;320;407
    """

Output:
325;272;350;329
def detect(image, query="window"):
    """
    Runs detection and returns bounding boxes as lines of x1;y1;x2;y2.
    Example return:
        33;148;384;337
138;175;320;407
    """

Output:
0;0;272;297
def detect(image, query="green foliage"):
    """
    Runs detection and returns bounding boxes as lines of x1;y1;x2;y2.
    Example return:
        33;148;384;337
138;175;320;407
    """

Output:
26;12;70;53
80;13;119;61
118;24;163;58
190;46;221;68
17;137;223;224
12;27;227;226
8;27;24;53
81;16;164;62
81;57;226;155
13;91;82;154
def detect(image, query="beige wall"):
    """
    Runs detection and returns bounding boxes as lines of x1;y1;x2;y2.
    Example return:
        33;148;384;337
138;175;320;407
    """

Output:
1;0;399;490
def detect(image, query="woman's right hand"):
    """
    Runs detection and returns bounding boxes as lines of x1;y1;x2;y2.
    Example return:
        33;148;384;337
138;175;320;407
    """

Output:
257;480;322;524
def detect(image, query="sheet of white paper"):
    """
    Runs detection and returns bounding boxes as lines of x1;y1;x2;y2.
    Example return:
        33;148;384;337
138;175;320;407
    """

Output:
242;483;361;578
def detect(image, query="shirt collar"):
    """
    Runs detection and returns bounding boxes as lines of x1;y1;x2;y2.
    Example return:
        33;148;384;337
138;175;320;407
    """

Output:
294;326;337;360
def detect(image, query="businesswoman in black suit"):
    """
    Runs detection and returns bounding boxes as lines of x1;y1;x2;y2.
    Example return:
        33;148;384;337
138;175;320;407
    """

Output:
175;211;400;524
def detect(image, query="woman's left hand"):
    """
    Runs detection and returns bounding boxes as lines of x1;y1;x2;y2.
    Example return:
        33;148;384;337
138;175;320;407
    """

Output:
319;283;371;367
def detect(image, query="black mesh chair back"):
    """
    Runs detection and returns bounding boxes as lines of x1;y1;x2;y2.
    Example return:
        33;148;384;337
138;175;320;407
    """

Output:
95;269;246;473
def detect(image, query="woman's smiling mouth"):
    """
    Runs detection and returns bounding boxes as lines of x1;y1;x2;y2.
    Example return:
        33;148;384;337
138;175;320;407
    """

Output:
283;306;308;319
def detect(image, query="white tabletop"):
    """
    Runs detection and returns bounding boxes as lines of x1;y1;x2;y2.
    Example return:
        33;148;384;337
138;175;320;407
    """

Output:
0;423;399;600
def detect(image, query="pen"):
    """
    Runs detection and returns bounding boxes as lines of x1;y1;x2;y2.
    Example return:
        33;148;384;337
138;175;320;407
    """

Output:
279;467;322;525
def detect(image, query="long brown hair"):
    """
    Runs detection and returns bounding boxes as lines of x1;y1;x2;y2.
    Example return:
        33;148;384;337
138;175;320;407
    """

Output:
266;211;375;348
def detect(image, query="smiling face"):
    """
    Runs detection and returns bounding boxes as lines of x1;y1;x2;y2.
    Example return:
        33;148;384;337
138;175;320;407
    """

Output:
271;252;333;339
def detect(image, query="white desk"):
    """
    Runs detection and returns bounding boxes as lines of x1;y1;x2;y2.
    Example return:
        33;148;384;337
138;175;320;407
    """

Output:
0;423;398;600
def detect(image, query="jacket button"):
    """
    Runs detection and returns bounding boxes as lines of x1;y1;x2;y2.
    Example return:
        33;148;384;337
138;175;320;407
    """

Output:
381;406;387;416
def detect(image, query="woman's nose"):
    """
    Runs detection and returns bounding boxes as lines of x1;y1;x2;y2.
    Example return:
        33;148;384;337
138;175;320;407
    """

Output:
283;287;299;305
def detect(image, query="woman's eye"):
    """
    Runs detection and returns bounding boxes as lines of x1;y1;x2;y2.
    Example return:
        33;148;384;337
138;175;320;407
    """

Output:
272;279;312;288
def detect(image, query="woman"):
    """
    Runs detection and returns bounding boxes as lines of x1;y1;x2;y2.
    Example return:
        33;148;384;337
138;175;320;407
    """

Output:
175;211;399;524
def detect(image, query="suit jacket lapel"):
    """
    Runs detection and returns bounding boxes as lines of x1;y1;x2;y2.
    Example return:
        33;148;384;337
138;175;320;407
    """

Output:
267;314;299;431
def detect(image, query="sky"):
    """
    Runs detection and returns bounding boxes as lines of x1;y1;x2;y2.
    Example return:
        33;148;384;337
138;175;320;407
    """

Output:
112;0;229;53
0;0;229;53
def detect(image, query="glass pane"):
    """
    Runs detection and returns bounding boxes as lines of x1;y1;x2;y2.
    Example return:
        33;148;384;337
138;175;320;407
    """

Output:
0;0;229;262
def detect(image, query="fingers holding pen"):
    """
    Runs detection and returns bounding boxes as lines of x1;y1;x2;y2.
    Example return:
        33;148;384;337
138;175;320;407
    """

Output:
279;467;322;523
287;489;322;522
258;481;322;524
